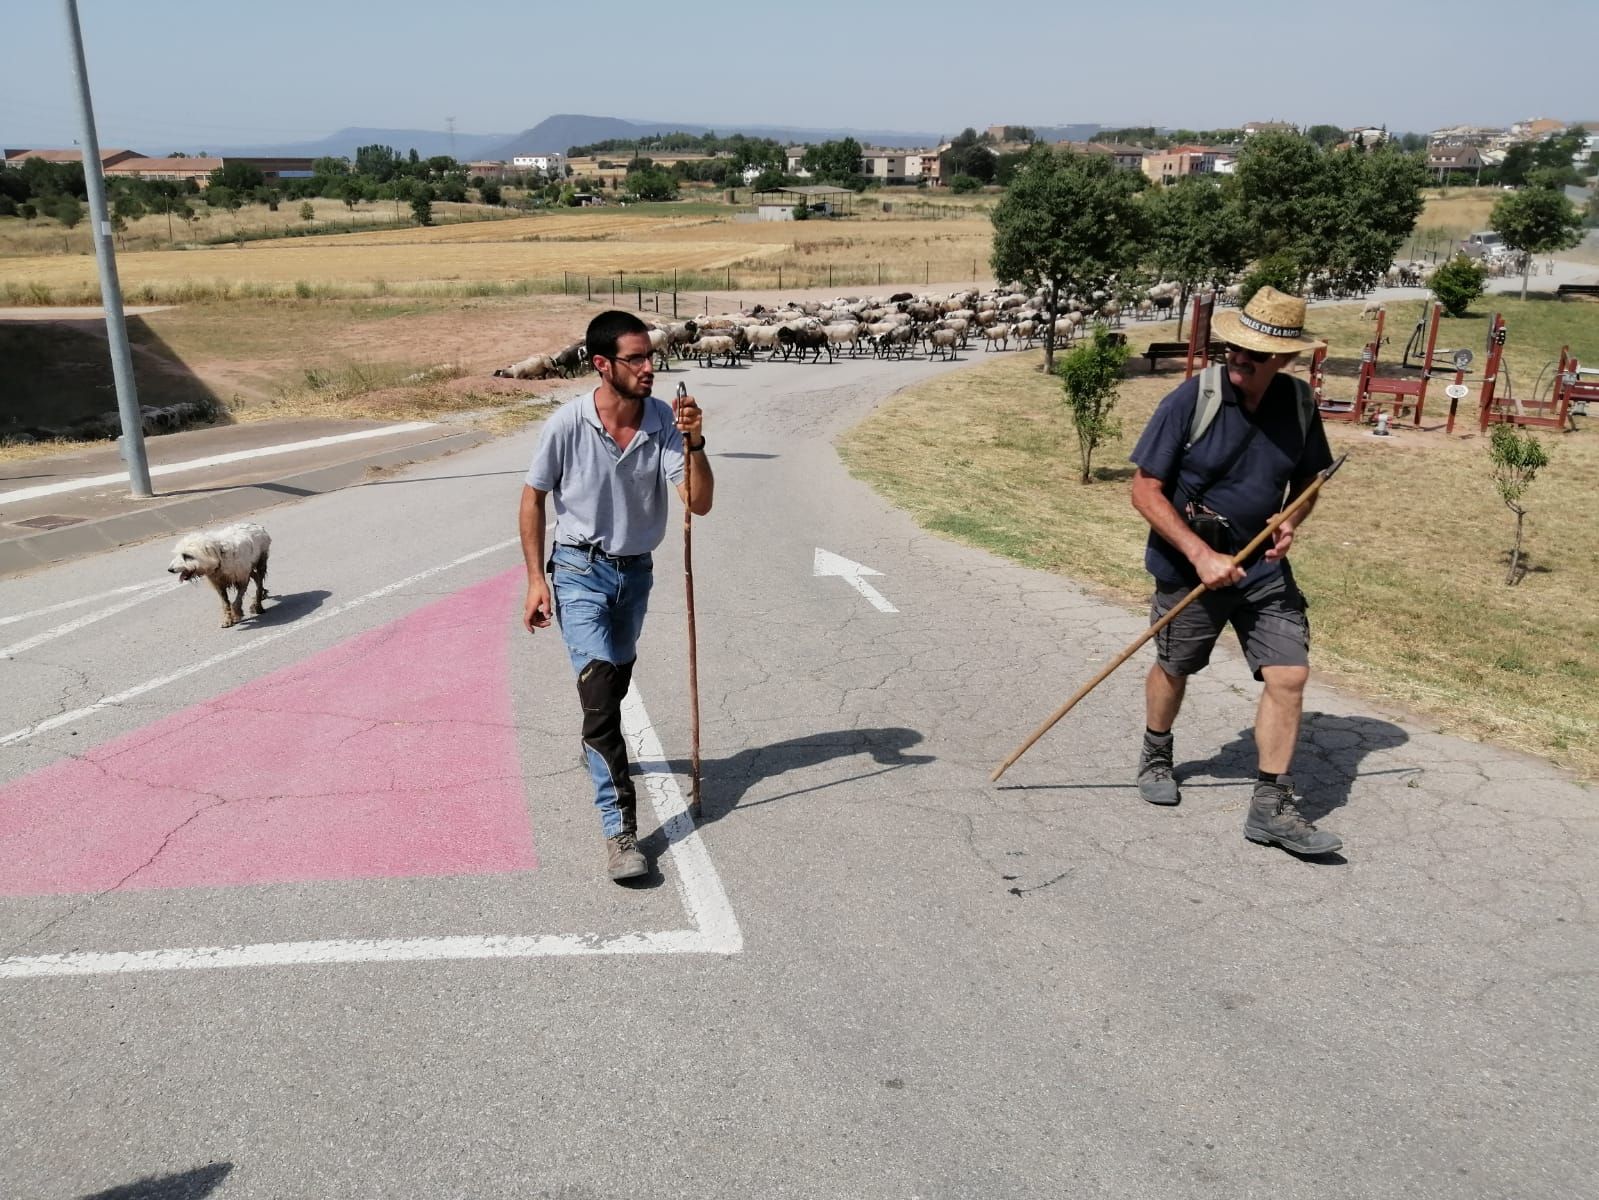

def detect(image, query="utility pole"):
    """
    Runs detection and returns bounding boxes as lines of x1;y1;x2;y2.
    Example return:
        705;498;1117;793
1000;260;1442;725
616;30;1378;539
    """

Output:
62;0;150;496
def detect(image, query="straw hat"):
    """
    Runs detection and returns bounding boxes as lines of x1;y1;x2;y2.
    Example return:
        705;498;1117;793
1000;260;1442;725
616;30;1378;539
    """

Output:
1211;286;1324;354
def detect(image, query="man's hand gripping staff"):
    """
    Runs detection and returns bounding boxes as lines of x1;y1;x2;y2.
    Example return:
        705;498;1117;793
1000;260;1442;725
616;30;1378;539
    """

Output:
990;454;1348;784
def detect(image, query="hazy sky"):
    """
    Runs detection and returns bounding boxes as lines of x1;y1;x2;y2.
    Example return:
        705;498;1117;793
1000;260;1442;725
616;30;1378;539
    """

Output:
5;0;1595;150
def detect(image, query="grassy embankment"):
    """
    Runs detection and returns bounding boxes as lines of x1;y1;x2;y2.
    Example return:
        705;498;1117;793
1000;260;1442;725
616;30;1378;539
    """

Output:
838;297;1599;778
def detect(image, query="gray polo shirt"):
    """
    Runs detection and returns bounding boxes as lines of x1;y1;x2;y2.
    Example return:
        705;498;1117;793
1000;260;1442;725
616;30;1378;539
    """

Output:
525;389;686;556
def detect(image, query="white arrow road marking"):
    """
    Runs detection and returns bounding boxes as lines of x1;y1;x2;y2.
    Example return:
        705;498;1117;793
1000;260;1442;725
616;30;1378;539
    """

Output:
813;548;898;613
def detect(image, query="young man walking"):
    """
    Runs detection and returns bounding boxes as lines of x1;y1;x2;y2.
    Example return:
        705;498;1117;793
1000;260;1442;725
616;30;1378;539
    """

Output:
519;310;713;881
1127;287;1341;856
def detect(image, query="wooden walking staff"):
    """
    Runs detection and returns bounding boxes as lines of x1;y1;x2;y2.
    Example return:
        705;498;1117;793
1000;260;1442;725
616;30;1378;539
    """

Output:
990;454;1349;784
676;382;702;818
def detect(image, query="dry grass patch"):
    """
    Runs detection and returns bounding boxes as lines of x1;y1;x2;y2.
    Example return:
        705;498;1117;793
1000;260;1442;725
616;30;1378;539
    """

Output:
840;306;1599;777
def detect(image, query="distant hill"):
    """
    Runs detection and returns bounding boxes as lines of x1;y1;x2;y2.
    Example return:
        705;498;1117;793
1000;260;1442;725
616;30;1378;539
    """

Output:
491;113;953;157
198;127;514;162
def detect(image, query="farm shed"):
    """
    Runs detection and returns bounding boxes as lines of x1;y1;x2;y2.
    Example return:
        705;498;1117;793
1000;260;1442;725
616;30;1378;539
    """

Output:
753;185;856;221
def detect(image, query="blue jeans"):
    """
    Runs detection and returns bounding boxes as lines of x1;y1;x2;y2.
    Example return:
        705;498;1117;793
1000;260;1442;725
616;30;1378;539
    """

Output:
549;544;655;837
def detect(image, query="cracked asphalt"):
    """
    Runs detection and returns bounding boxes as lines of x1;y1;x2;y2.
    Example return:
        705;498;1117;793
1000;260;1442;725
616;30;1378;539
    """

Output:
2;345;1595;1199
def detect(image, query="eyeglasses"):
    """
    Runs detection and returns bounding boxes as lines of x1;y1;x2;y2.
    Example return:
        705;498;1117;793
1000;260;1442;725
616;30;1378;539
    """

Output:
605;353;653;369
1224;342;1272;364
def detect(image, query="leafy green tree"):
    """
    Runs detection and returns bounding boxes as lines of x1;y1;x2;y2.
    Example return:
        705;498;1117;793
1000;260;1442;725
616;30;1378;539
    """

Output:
1000;126;1036;143
1143;177;1247;334
54;195;84;229
625;168;678;201
312;156;350;180
1057;325;1131;483
990;145;1145;371
298;200;316;223
792;202;811;221
205;184;237;212
1236;133;1425;293
437;175;469;203
410;186;434;226
1490;185;1583;298
479;180;502;206
1430;255;1487;316
1305;124;1345;148
355;144;402;182
750;167;788;192
207;160;265;192
1237;253;1300;307
1488;424;1550;584
336;177;363;210
950;174;981;194
802;138;864;186
112;190;146;225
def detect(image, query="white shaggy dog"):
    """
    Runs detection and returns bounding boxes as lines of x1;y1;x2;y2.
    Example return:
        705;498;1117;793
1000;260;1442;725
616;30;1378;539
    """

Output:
167;521;271;627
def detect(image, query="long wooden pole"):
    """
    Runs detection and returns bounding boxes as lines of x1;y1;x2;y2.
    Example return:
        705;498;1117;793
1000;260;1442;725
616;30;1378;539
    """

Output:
677;382;702;818
990;454;1348;783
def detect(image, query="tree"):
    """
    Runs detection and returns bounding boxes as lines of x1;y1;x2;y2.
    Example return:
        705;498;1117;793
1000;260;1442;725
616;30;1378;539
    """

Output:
1143;176;1247;334
205;184;236;212
1235;132;1425;294
1058;325;1131;483
55;195;84;229
1488;423;1550;584
1490;186;1583;299
990;145;1145;371
1305;124;1345;148
336;177;363;210
354;144;401;183
207;160;265;192
802;138;863;187
627;168;678;201
792;202;811;221
479;180;502;206
750;167;788;192
1430;255;1486;317
298;200;316;223
410;186;434;226
950;174;981;194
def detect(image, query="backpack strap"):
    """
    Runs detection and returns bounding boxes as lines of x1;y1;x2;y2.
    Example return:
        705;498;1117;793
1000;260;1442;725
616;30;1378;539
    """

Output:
1186;363;1225;449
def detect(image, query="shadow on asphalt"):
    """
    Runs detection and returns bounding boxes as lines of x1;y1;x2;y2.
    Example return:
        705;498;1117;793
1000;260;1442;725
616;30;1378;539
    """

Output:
80;1162;233;1200
357;470;528;487
248;590;331;627
662;727;934;826
1182;711;1410;823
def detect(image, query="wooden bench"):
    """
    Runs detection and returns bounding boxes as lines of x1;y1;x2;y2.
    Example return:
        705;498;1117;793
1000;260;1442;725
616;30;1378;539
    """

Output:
1144;340;1223;373
1556;284;1599;299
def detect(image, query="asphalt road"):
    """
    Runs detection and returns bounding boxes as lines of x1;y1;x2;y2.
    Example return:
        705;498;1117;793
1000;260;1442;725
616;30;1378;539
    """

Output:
2;347;1595;1199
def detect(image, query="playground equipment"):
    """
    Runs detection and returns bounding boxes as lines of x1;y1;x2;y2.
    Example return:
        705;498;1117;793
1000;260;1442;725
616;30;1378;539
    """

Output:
1496;341;1597;431
1322;302;1480;429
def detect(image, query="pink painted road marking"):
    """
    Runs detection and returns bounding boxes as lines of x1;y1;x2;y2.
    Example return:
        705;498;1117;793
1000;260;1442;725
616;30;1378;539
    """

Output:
0;569;537;896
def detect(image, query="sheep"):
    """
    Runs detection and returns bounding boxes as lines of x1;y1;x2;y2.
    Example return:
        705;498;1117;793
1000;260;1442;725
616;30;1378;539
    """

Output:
691;334;739;368
1360;301;1384;321
552;342;588;378
927;327;959;361
823;322;864;357
494;353;559;380
981;324;1012;351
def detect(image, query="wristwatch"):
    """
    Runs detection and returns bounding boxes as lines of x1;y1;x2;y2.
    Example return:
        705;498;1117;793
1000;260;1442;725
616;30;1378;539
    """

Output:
686;437;707;452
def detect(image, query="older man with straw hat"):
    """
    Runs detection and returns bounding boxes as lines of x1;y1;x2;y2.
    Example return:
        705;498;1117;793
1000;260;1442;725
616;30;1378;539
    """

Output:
1127;286;1342;857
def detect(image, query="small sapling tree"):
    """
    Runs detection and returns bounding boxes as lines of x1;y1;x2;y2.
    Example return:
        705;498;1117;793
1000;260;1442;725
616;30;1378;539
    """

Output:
298;200;315;223
1488;423;1550;584
1058;324;1131;483
1430;254;1486;317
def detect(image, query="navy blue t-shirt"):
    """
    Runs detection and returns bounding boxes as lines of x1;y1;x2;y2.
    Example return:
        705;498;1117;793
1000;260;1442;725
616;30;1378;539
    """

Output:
1129;371;1333;588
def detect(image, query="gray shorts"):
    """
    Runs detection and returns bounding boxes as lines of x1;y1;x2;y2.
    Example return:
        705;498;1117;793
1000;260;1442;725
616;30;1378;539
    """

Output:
1150;567;1310;681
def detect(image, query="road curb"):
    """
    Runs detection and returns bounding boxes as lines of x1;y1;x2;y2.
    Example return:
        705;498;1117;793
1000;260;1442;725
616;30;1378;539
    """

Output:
0;428;493;579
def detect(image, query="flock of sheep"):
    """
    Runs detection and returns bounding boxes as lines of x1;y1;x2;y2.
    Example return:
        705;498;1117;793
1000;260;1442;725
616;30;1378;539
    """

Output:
490;281;1235;380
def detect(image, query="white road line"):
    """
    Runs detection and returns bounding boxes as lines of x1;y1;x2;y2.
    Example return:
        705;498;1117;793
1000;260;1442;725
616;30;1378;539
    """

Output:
0;537;518;749
0;423;437;505
0;687;741;978
0;581;166;628
1;583;178;658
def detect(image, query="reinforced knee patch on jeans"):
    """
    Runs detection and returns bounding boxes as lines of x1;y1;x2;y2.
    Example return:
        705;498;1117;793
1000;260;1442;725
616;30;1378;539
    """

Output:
577;659;636;807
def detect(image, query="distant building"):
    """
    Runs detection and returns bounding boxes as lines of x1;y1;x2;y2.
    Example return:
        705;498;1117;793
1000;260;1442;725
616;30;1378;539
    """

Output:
784;147;813;178
512;152;567;177
1427;143;1484;178
1141;148;1216;184
467;160;510;180
1346;126;1388;146
5;148;312;188
1243;120;1296;137
1056;141;1146;171
859;148;925;181
3;147;141;169
1511;117;1566;140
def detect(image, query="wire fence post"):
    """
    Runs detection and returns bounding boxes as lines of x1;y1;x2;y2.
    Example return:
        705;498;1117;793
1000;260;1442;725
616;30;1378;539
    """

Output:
586;275;592;302
878;263;883;286
673;291;678;319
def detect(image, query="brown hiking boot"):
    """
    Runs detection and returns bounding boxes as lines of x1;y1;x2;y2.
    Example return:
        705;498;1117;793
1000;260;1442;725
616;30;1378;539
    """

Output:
1244;777;1342;856
606;831;647;881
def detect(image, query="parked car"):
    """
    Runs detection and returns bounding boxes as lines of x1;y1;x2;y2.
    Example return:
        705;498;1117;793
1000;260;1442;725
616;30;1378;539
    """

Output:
1461;230;1505;258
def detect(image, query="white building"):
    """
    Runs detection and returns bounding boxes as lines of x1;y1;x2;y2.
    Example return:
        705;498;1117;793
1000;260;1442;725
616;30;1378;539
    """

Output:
512;152;568;177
